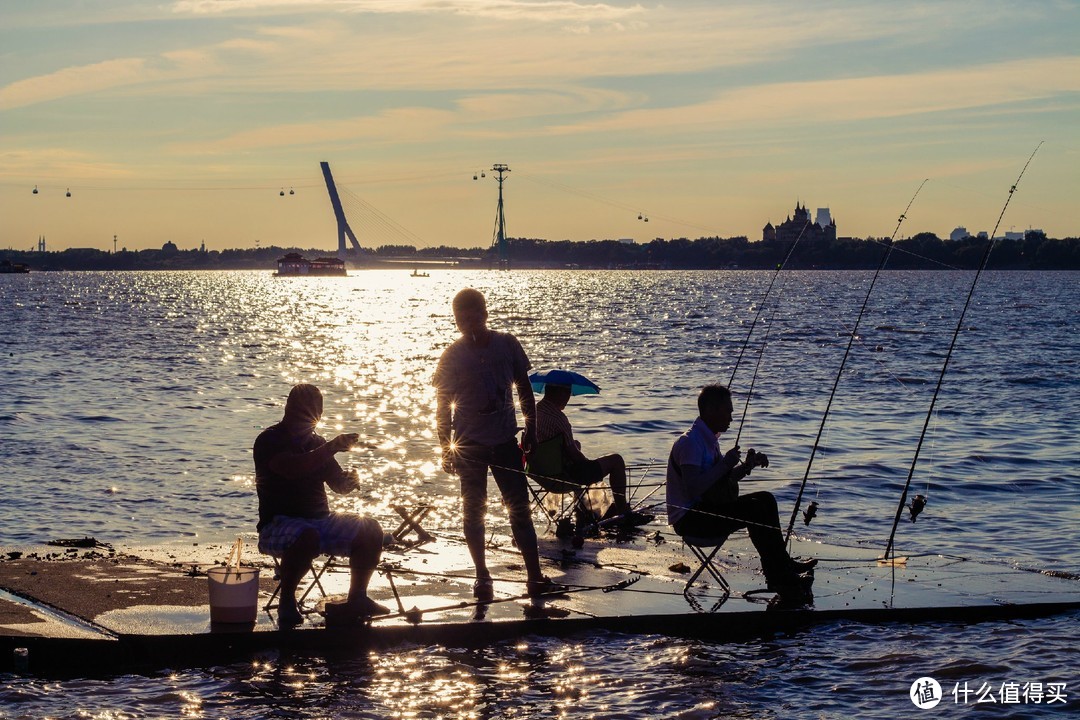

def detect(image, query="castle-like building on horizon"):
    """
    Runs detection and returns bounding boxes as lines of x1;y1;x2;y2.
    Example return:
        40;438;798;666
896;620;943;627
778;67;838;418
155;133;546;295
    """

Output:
763;202;836;244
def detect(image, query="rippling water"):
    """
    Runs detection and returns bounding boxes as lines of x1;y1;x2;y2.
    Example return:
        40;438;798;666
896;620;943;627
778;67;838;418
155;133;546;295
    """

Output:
1;269;1077;717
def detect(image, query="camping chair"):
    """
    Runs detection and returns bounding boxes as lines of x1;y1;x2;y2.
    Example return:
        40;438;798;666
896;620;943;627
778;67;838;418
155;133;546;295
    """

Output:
263;504;435;614
525;436;592;535
679;533;732;611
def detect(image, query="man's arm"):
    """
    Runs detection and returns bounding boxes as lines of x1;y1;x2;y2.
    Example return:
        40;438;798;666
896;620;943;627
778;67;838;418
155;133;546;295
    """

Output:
514;367;537;454
267;433;357;479
679;460;735;505
697;450;769;505
436;389;455;473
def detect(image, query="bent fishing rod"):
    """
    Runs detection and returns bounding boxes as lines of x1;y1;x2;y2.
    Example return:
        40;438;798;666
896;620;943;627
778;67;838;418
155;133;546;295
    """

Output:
783;180;929;544
882;143;1042;561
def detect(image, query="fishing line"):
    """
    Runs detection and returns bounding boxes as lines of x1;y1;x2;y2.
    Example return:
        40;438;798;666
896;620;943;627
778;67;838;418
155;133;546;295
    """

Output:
883;143;1042;561
732;290;783;447
784;179;929;545
727;221;811;390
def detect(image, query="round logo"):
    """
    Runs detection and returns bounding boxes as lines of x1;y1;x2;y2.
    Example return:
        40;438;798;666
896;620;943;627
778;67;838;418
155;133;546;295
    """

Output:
910;677;943;709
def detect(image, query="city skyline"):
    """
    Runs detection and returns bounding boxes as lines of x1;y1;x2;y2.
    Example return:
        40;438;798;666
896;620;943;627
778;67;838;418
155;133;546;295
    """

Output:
2;1;1078;252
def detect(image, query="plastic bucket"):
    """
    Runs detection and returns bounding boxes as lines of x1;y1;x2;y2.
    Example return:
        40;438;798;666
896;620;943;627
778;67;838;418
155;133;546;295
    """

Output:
207;566;260;624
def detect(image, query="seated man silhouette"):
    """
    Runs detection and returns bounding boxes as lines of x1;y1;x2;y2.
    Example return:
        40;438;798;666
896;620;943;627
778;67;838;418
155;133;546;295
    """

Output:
531;383;652;527
666;384;815;607
254;384;389;627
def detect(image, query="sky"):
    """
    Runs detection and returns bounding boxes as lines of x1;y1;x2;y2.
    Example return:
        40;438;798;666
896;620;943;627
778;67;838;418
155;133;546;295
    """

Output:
1;0;1078;252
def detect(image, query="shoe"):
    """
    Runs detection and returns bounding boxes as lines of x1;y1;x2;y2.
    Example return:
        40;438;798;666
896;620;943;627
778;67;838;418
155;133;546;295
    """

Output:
526;576;569;598
278;602;303;629
766;572;814;608
325;597;391;624
789;557;818;574
617;511;655;527
473;577;495;603
768;589;812;610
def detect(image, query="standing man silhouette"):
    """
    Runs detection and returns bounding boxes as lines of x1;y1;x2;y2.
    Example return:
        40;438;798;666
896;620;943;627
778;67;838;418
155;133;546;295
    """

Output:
434;288;560;601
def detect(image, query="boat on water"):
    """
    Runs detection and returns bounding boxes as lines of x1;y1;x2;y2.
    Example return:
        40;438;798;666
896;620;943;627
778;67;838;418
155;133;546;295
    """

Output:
274;253;347;277
0;259;30;274
410;269;430;277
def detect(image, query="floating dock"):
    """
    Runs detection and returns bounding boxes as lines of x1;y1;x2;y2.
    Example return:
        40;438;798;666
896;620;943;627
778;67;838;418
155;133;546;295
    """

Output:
2;530;1078;676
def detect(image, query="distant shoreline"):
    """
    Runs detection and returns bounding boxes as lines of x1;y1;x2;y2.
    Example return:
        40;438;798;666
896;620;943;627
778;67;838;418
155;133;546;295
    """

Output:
3;233;1078;271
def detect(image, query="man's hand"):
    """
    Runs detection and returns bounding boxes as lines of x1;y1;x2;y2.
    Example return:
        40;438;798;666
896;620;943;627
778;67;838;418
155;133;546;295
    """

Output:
521;426;538;456
745;448;769;469
723;445;742;467
330;433;360;453
344;467;361;491
441;446;456;475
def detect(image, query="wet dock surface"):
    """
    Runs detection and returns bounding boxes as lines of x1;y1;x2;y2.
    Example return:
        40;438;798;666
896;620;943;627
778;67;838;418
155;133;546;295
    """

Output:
2;529;1078;675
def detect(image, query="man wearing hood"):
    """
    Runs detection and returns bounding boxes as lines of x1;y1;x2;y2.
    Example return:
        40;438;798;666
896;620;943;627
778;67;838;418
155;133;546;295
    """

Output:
254;384;387;627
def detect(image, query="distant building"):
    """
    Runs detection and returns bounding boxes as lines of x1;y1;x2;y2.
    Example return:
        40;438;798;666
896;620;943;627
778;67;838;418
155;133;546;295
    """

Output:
764;201;836;244
976;231;989;240
618;238;636;245
1004;231;1025;241
949;227;970;242
162;241;179;253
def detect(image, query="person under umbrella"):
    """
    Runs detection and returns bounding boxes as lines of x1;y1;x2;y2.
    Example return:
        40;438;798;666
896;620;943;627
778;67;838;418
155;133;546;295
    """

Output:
531;371;653;526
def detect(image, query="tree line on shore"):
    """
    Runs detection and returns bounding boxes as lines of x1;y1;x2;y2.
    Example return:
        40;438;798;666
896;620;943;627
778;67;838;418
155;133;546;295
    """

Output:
4;231;1079;271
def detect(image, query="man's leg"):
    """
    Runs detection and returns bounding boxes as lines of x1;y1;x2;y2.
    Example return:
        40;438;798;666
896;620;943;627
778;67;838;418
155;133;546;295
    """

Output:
597;454;628;510
457;450;492;581
278;526;319;623
492;441;544;583
346;517;386;608
730;492;792;580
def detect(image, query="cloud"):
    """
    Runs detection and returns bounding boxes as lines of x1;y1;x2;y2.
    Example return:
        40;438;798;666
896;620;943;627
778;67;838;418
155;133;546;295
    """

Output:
168;107;458;153
545;56;1080;136
171;0;646;23
0;58;149;110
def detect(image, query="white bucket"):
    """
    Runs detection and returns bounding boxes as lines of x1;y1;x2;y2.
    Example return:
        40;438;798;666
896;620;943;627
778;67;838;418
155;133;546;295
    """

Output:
207;566;260;624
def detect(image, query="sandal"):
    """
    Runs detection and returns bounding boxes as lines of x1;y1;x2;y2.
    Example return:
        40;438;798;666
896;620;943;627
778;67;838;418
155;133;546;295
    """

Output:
526;576;569;598
473;577;495;603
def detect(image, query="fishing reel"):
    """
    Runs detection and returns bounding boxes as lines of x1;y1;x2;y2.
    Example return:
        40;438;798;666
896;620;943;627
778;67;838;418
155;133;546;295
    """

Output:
802;501;819;526
909;494;927;522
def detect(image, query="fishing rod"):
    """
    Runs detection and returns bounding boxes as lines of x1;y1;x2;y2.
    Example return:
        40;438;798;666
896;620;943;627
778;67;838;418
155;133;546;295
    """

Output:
728;221;813;444
733;295;781;447
727;222;809;388
882;144;1042;561
784;180;929;544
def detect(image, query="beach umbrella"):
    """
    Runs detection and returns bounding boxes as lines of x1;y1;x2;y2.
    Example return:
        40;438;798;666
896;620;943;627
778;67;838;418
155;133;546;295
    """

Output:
529;369;601;396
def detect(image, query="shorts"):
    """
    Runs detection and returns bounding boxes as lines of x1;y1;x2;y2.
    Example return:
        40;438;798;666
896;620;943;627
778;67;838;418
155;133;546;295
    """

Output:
565;458;604;486
257;513;380;558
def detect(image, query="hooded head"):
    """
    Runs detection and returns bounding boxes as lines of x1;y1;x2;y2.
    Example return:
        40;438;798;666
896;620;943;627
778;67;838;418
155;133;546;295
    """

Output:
282;383;323;428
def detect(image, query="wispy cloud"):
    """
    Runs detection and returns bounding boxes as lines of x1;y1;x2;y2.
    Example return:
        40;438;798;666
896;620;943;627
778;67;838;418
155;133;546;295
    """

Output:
545;57;1080;135
168;107;458;153
171;0;646;23
0;58;149;110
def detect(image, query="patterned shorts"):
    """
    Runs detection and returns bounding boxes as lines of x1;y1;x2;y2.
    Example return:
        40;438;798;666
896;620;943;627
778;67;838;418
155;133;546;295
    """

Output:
257;513;380;558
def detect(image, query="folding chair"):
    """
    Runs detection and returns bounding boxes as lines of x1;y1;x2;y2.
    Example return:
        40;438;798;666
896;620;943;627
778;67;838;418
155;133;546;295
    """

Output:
263;505;434;613
389;504;434;547
679;533;732;609
525;437;591;536
263;554;341;614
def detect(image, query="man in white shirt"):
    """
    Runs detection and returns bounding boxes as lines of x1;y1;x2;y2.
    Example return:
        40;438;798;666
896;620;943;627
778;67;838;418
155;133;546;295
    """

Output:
667;384;815;605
